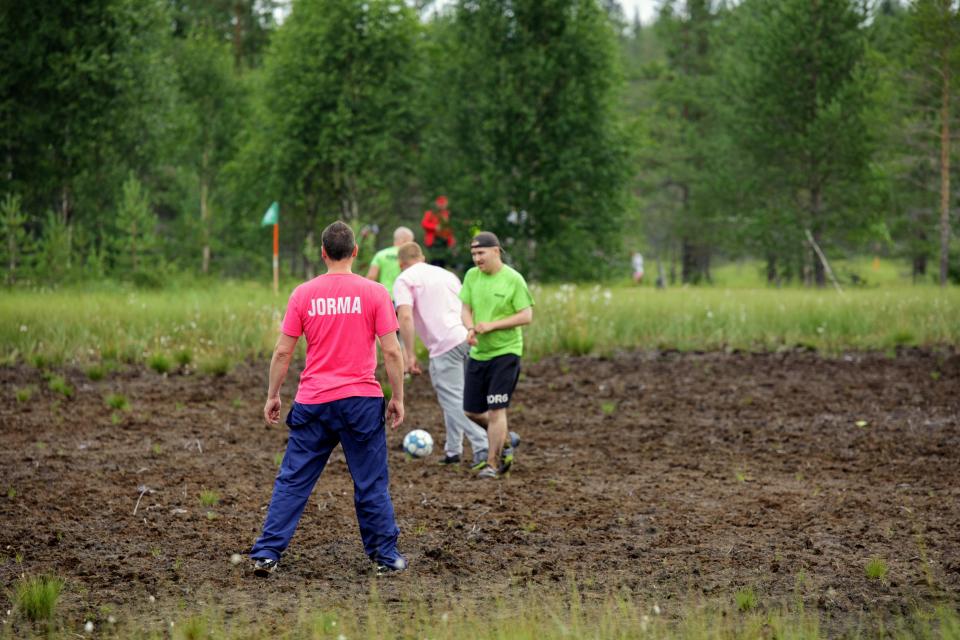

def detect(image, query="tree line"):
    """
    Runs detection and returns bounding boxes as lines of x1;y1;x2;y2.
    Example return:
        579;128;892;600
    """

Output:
1;0;958;286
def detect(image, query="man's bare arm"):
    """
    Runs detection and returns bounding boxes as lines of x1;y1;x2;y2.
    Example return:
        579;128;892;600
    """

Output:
396;304;420;374
475;306;533;334
379;331;405;429
264;333;299;424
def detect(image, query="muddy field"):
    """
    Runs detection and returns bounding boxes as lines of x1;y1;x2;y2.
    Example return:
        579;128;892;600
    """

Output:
1;350;958;629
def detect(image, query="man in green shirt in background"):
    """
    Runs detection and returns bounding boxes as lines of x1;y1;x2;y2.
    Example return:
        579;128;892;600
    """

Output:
459;231;534;479
366;226;415;299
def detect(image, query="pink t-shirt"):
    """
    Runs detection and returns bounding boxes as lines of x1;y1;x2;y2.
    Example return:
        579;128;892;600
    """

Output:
281;273;399;404
392;262;468;358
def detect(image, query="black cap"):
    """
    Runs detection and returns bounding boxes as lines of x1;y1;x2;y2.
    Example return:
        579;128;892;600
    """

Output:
470;231;500;248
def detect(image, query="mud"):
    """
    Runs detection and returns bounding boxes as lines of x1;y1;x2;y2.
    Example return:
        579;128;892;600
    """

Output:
1;350;958;627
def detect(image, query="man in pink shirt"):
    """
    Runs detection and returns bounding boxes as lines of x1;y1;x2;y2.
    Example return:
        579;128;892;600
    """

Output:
394;242;489;469
250;221;407;577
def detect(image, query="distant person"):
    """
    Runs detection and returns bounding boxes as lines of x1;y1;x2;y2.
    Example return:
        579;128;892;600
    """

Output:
632;252;645;285
421;196;456;268
366;226;415;300
250;221;407;577
459;231;534;479
393;242;489;469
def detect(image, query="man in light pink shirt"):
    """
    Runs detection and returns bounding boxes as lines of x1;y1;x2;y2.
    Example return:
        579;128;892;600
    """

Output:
250;221;407;577
394;242;489;469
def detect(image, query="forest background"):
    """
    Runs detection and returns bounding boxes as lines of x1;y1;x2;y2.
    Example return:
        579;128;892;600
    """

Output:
2;0;959;288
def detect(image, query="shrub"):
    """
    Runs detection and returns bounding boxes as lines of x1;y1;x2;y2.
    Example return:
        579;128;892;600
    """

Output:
14;574;64;623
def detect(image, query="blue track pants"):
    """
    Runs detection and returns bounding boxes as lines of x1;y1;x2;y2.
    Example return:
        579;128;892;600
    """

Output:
250;396;403;565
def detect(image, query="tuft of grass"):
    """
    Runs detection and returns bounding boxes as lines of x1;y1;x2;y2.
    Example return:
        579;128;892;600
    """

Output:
199;490;221;507
85;365;106;381
274;452;284;467
7;486;16;499
13;574;64;623
15;385;35;403
199;355;232;377
105;393;130;411
381;382;393;401
600;401;617;415
47;375;73;398
151;443;163;455
866;557;888;580
110;412;124;426
147;352;171;374
735;588;758;612
175;348;193;367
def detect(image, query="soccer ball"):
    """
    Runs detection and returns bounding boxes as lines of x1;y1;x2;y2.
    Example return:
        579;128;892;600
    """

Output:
402;429;433;458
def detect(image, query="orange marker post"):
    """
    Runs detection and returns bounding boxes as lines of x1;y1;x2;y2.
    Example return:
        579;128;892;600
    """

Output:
261;201;280;295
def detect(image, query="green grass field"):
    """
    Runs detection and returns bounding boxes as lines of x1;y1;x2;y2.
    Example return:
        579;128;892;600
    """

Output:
1;272;957;370
2;582;958;639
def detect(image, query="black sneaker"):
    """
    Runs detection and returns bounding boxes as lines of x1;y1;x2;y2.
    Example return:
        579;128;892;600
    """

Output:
253;558;278;577
438;453;461;465
374;555;408;576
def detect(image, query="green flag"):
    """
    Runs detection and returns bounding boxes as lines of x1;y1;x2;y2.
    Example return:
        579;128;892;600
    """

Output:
261;201;279;226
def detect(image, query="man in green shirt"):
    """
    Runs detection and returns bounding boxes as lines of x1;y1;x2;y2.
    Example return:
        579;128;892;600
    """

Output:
366;226;414;299
459;231;534;479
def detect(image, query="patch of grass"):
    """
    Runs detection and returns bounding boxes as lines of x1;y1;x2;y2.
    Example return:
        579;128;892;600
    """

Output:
15;385;35;403
206;511;219;521
735;587;758;612
147;352;172;374
3;280;960;367
600;401;617;415
274;452;284;467
888;329;915;347
866;557;888;580
231;397;244;409
381;382;392;401
7;486;16;499
110;412;124;426
199;490;221;507
13;574;64;623
85;364;106;381
105;393;130;411
151;443;163;455
175;348;193;366
47;374;73;398
199;355;232;377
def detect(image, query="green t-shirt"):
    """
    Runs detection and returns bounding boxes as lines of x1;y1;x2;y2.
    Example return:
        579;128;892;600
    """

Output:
459;264;534;360
371;246;401;299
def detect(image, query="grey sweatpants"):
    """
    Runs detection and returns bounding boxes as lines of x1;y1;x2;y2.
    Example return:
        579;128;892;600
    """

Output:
429;341;488;457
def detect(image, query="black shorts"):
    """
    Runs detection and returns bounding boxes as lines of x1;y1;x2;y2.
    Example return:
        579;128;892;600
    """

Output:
463;353;521;413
